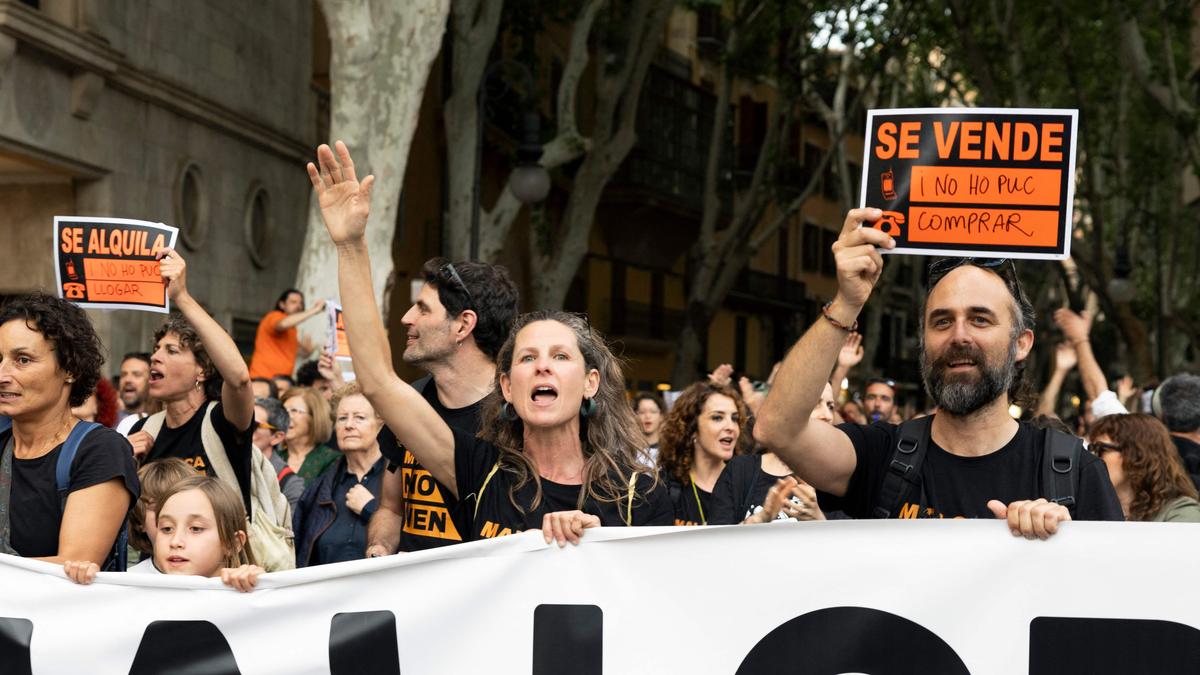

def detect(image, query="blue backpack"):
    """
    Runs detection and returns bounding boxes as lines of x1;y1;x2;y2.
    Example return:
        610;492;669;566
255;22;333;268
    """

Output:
0;417;128;571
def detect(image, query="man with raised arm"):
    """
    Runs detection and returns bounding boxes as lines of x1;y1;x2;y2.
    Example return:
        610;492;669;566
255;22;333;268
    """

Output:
306;143;519;555
754;208;1122;537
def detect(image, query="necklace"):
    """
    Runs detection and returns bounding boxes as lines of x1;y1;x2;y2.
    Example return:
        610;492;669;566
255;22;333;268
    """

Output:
16;416;74;459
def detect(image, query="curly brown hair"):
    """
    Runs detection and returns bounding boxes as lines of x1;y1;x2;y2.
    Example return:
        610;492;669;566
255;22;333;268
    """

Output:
1090;414;1199;521
0;293;106;408
657;381;747;485
478;311;656;517
153;313;221;401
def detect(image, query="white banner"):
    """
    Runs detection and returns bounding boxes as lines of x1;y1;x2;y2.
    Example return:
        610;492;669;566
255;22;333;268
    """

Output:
1;522;1197;674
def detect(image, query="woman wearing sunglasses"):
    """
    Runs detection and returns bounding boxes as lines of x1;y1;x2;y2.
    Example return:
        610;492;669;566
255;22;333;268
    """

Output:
1089;414;1200;522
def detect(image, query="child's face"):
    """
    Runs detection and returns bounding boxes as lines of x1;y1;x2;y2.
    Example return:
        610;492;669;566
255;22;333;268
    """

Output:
153;489;228;577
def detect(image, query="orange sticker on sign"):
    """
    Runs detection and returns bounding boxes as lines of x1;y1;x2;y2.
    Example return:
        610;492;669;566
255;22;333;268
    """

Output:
54;217;179;313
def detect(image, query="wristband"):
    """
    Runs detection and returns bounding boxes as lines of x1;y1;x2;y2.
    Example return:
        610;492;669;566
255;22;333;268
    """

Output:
821;302;859;332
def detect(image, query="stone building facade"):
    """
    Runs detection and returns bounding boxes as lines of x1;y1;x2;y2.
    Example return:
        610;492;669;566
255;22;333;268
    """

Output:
0;0;316;364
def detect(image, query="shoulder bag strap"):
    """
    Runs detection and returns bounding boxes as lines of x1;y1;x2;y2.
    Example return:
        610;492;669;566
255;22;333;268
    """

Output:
872;416;933;519
472;461;502;520
1041;428;1081;517
624;471;639;526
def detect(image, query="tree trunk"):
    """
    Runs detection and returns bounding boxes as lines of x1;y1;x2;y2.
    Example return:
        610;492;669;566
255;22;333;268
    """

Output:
296;0;450;338
529;0;675;309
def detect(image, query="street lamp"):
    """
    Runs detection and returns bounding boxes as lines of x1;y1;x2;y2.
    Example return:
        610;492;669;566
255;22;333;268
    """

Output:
470;60;551;261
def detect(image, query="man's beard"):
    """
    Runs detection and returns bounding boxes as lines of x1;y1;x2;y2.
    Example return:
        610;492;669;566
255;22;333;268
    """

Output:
401;328;455;367
921;339;1017;417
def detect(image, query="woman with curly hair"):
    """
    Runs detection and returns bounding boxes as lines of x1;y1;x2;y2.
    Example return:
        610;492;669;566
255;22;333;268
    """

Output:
657;381;745;525
1089;414;1200;522
0;293;139;568
310;141;671;545
127;248;256;516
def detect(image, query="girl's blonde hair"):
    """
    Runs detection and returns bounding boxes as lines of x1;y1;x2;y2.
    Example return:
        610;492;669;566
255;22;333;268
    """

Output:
130;458;196;555
155;475;256;569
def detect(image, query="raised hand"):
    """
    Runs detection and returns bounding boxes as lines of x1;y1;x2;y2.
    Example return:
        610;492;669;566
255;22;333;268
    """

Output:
708;363;734;388
307;141;375;245
838;332;864;369
156;247;189;301
1053;307;1091;344
831;208;894;311
1053;341;1078;373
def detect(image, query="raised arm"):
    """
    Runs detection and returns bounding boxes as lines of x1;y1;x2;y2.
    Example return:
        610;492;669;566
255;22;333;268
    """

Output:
829;331;863;389
754;208;894;496
159;248;254;430
1053;308;1107;402
307;142;458;495
1034;341;1076;417
274;299;326;331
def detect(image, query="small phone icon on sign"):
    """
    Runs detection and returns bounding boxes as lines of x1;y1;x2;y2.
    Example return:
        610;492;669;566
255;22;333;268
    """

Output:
872;211;905;237
881;167;897;201
63;283;86;300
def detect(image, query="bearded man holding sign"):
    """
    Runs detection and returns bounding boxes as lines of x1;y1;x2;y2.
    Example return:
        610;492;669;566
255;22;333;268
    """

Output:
754;208;1123;536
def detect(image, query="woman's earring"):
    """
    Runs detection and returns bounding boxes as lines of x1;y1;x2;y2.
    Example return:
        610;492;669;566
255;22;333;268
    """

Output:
501;401;519;422
579;397;597;418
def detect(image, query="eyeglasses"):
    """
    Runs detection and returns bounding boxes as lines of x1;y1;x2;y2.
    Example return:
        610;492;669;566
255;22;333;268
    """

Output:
284;407;309;417
440;262;475;312
927;257;1017;290
1088;441;1121;455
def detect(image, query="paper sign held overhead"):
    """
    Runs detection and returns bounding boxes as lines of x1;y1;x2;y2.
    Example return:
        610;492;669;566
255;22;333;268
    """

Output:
859;108;1078;260
327;301;351;361
53;217;180;313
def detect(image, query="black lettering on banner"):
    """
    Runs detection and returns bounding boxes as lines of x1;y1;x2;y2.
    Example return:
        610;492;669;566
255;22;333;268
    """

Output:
736;606;970;674
1029;617;1200;674
533;604;602;675
128;620;241;674
329;611;400;675
0;617;33;675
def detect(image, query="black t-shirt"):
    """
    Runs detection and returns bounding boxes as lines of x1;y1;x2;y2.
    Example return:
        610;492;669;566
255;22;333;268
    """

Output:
131;402;253;517
710;455;800;524
452;428;672;540
822;419;1124;520
377;376;483;551
8;425;140;557
667;477;715;526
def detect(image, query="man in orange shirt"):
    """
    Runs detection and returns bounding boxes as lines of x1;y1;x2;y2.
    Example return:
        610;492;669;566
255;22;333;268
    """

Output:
249;289;326;379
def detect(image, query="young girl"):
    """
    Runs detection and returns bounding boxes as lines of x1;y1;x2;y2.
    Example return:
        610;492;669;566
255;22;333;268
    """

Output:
127;458;196;568
63;475;264;592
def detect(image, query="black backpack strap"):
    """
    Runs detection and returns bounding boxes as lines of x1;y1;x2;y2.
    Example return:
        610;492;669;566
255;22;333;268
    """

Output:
54;422;128;571
872;416;933;519
1041;428;1082;518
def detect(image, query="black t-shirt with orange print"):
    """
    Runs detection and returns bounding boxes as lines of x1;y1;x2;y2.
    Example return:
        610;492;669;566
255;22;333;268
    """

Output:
378;377;481;551
451;428;673;540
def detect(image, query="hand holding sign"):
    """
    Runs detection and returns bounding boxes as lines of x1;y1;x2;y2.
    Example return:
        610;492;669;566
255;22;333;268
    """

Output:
157;248;189;302
308;141;374;245
831;207;895;312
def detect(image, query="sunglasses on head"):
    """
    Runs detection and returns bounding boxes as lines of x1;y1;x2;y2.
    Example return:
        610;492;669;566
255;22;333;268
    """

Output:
1088;441;1121;455
866;377;897;390
926;257;1017;289
439;262;475;313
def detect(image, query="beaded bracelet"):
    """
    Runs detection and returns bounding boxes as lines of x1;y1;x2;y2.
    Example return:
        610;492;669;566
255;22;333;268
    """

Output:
821;302;858;332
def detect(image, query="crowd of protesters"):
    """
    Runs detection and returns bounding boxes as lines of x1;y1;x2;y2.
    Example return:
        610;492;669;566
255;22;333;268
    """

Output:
3;145;1198;595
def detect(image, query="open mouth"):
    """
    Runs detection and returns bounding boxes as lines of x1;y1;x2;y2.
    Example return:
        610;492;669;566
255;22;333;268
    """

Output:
531;385;558;404
717;435;736;450
0;392;19;402
148;368;165;383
